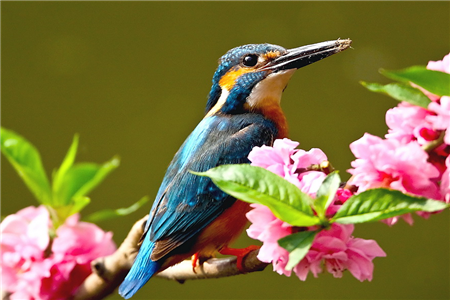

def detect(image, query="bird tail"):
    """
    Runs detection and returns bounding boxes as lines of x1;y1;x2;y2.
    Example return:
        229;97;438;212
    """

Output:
119;236;161;299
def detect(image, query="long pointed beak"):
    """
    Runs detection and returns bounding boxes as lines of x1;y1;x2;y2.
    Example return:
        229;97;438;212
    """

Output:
261;39;352;71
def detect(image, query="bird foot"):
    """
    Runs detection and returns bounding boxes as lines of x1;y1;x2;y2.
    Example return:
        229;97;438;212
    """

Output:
219;245;260;273
191;253;212;273
191;252;200;274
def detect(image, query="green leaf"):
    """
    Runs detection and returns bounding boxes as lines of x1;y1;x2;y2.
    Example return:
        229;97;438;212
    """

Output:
52;156;120;206
52;196;92;227
381;66;450;97
194;164;321;227
69;196;91;215
278;230;318;270
314;172;341;219
361;81;431;108
85;195;150;223
52;163;98;205
331;188;449;224
53;134;79;195
1;127;52;204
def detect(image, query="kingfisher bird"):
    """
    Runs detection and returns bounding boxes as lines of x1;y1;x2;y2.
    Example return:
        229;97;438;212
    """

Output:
119;39;351;298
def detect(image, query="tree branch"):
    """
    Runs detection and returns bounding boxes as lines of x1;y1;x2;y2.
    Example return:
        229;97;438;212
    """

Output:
72;216;268;300
157;248;267;283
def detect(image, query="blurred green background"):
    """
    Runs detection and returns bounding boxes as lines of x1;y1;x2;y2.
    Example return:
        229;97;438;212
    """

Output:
2;1;449;300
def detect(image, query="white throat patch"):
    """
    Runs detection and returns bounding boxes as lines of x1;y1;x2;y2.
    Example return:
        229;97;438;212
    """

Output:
246;69;296;109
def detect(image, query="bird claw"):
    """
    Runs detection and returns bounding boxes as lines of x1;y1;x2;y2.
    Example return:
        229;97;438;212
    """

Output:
191;252;200;274
219;245;260;273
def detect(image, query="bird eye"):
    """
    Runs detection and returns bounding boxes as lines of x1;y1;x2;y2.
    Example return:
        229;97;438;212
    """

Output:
242;54;258;67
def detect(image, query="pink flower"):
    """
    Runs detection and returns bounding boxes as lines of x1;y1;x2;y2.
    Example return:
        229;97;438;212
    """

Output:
246;139;384;282
291;148;328;196
385;102;437;145
246;203;292;276
348;133;440;199
295;223;385;282
1;206;51;292
427;96;450;145
292;148;328;170
247;206;386;282
52;214;116;264
1;206;116;300
248;138;299;178
248;138;328;196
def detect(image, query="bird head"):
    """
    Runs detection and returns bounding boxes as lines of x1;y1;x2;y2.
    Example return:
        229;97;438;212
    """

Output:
205;39;351;118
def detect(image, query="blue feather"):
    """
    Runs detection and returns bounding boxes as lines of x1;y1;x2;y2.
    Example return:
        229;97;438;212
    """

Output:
119;237;161;299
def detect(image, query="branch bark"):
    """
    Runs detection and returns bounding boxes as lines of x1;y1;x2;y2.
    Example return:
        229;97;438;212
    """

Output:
72;216;268;300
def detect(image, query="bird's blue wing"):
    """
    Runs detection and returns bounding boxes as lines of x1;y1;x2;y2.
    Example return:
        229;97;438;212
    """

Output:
146;113;277;259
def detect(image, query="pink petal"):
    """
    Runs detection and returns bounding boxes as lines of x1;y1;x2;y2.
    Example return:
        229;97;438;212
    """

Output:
346;249;374;281
348;238;386;258
293;259;311;281
292;148;327;169
314;236;347;252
